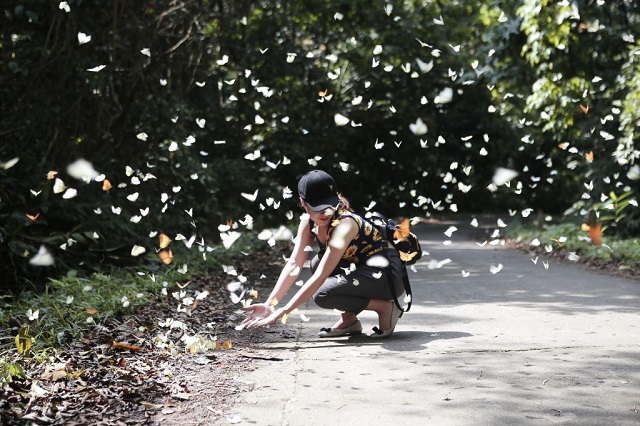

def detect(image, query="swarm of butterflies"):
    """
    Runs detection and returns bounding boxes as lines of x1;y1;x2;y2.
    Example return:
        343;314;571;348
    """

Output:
8;1;639;322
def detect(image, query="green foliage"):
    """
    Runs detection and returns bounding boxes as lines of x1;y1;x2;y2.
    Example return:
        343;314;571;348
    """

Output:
0;356;25;385
1;0;639;292
0;231;259;349
506;220;640;267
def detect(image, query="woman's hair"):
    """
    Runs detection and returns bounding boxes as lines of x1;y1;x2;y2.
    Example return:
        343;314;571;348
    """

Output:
338;193;352;211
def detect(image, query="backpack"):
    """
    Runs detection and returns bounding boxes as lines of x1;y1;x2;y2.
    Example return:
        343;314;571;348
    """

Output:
368;212;423;312
369;213;422;265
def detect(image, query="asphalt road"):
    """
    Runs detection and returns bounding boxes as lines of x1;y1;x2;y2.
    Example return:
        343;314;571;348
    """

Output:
230;218;640;425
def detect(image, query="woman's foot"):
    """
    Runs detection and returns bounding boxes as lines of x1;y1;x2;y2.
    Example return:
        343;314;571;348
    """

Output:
318;313;362;338
318;320;362;337
371;301;403;338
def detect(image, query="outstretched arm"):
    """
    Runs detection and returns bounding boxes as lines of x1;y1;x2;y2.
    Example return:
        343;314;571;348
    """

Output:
247;217;359;327
241;216;314;326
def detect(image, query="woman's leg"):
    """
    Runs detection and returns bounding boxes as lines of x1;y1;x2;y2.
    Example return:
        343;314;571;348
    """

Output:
313;249;405;330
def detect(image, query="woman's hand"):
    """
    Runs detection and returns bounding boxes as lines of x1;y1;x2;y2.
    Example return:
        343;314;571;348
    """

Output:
243;306;289;329
241;303;272;328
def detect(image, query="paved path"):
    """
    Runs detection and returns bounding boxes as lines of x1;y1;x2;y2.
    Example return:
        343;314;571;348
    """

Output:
231;218;640;425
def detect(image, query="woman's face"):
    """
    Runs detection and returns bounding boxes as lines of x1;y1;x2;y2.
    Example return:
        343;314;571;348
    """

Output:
301;200;335;226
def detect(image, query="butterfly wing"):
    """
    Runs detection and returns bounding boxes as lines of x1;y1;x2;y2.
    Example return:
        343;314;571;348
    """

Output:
399;250;418;263
393;218;411;242
158;249;173;264
588;222;603;246
159;233;172;249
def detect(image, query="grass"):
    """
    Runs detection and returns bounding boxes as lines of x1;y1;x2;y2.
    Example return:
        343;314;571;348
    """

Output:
504;219;640;271
0;231;264;352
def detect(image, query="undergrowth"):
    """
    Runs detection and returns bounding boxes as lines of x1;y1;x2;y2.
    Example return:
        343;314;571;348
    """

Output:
504;220;640;271
0;232;265;354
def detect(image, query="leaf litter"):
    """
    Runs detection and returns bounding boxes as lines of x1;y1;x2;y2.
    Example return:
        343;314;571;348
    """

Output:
0;243;290;425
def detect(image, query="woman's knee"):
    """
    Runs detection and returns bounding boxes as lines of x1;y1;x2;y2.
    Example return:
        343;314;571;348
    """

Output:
313;290;332;309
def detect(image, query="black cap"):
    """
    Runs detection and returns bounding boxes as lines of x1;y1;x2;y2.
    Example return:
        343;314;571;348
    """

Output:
298;170;340;212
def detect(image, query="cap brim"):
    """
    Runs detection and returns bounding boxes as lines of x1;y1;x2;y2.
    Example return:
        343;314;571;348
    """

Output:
305;194;340;212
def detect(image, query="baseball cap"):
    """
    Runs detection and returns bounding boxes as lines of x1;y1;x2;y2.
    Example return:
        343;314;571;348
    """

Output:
298;170;340;212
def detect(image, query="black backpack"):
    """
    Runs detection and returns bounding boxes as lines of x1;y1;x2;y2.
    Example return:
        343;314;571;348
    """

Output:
368;212;423;312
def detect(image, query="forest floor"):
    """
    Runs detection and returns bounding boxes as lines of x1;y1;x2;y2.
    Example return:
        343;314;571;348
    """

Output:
0;244;290;425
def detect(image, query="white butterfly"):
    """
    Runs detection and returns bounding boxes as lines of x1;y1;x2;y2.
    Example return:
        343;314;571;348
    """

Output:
77;32;91;45
416;58;433;73
409;118;428;136
220;231;242;249
490;264;503;274
131;245;146;256
492;167;518;186
244;150;261;161
434;87;453;104
334;113;349;126
53;178;66;194
62;188;78;199
87;65;106;72
30;246;54;266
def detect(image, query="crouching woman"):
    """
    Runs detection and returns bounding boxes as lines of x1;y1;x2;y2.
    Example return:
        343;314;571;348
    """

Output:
242;170;405;338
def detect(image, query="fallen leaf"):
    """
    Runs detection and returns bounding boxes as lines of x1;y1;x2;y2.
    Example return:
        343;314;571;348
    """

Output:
111;341;142;351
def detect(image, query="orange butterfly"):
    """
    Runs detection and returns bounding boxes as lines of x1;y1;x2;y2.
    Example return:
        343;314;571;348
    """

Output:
393;218;411;242
580;104;589;114
102;179;112;191
158;249;173;264
159;233;171;249
215;340;233;350
46;171;58;180
585;151;594;162
588;222;603;246
85;308;98;315
399;250;418;263
318;89;329;97
26;212;40;221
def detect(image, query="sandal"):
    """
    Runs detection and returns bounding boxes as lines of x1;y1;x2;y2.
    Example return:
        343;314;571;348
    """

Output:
318;320;363;338
371;302;403;338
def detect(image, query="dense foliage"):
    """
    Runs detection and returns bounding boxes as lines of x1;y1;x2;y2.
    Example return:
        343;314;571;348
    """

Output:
1;0;638;291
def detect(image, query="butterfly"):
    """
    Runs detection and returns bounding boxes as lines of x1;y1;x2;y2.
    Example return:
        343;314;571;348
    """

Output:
399;251;418;263
26;212;40;221
587;222;603;246
158;249;173;264
580;104;589;114
393;218;411;242
158;233;171;249
102;179;112;191
176;280;191;289
215;340;233;350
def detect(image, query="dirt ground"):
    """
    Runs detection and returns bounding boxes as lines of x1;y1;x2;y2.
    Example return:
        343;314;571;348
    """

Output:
0;244;290;425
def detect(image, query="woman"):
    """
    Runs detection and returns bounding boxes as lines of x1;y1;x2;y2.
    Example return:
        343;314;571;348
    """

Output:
242;169;406;338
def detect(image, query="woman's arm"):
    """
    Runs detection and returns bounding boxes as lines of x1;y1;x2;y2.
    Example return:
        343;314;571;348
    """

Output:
241;216;315;326
248;217;359;327
263;216;315;306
